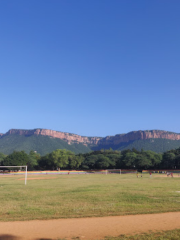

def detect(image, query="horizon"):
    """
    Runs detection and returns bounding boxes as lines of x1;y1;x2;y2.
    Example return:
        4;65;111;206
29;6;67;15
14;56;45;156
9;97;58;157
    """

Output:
1;1;180;137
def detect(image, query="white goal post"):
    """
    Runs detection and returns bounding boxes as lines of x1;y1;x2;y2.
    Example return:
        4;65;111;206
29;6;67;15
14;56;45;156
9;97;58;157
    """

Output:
0;166;27;185
106;169;121;174
106;169;137;174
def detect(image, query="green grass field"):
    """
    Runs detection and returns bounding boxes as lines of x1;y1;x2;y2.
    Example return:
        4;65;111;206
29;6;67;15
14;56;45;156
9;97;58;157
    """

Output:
105;229;180;240
0;173;180;222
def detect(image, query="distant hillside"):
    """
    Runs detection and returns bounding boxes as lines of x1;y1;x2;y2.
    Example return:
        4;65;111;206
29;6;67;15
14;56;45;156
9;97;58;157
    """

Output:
1;128;180;155
4;129;101;146
123;138;180;153
93;138;180;153
0;134;91;155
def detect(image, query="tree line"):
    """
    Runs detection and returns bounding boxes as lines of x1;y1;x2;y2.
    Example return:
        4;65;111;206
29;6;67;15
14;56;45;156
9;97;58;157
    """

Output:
0;147;180;170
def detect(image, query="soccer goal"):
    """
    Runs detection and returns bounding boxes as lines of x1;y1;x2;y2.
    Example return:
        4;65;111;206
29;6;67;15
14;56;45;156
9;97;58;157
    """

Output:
120;169;137;174
106;169;122;174
0;166;27;185
106;169;137;174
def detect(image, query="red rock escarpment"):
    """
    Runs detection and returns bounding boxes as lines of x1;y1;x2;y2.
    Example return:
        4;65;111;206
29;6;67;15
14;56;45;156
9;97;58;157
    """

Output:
3;129;180;146
5;129;101;145
97;130;180;146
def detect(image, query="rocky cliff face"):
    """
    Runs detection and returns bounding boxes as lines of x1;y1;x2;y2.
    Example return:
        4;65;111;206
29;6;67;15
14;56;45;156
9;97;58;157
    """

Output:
4;129;101;146
1;129;180;147
98;130;180;146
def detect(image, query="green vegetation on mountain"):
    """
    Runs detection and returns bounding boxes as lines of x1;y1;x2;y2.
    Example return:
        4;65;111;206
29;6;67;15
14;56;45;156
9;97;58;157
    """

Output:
0;134;91;155
1;129;180;156
93;138;180;153
0;152;5;164
117;138;180;153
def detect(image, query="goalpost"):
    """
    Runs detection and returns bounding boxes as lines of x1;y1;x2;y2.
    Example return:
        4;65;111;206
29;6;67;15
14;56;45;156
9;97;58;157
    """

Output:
106;169;121;174
106;169;137;174
0;166;27;185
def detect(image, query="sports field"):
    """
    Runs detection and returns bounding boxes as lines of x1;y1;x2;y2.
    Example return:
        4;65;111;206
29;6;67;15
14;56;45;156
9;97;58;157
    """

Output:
0;172;180;221
0;172;180;239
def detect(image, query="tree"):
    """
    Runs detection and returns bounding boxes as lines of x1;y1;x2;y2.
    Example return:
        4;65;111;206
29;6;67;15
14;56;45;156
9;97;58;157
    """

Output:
162;152;175;169
136;153;152;169
123;152;137;168
0;152;6;165
38;155;50;170
174;154;180;169
106;153;120;168
142;151;162;169
27;151;40;170
3;151;29;166
68;154;84;169
96;155;111;169
47;149;73;170
81;155;99;169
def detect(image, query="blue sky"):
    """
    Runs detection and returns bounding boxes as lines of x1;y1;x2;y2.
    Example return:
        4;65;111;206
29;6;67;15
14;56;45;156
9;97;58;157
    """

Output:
0;0;180;137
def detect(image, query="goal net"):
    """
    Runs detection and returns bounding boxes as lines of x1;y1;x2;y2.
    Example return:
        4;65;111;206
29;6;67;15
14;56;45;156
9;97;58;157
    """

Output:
106;169;122;174
83;169;137;174
106;169;137;174
120;169;137;174
0;166;27;185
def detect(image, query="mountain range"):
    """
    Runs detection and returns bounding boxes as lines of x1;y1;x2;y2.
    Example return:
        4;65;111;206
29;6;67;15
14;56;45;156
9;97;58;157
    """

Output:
0;128;180;155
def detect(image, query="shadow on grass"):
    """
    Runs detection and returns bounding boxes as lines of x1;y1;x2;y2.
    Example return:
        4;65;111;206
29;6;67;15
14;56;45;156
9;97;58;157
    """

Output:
0;235;54;240
0;235;19;240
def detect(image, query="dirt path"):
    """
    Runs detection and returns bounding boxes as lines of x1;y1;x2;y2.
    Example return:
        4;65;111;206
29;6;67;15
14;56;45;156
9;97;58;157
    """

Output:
0;212;180;240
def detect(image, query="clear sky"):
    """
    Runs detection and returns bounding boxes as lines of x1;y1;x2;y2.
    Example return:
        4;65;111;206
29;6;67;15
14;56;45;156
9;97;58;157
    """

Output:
0;0;180;137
